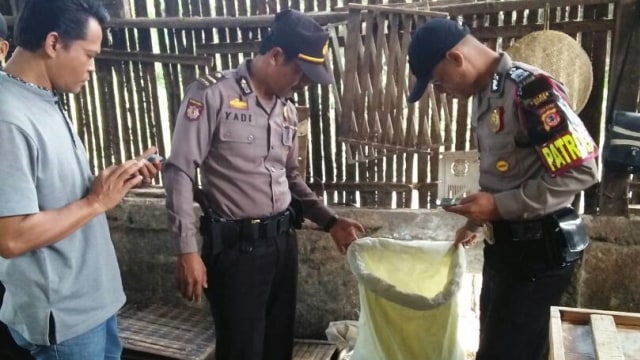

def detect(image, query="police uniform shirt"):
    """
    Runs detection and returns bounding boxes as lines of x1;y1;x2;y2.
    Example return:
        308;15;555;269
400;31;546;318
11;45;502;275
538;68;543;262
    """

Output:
164;60;335;253
471;53;598;221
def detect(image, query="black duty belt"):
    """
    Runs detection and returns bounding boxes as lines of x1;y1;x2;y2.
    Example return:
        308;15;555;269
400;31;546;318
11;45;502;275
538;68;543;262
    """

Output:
231;210;292;239
491;217;546;242
201;209;292;242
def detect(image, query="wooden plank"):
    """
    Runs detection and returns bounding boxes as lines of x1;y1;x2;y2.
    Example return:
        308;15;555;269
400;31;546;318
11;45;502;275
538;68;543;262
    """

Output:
197;40;260;55
339;9;362;139
580;3;610;214
599;0;639;216
102;12;350;29
549;307;566;360
346;3;448;17
471;19;615;40
436;0;614;17
590;314;625;359
307;182;414;192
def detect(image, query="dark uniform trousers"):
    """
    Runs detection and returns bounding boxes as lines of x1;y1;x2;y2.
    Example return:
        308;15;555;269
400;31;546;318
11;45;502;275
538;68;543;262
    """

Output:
475;221;577;360
202;218;298;360
0;283;34;360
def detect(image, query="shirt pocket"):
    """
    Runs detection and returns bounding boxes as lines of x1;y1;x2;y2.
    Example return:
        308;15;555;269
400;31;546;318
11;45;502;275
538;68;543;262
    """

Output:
219;122;257;144
282;124;297;147
217;121;267;160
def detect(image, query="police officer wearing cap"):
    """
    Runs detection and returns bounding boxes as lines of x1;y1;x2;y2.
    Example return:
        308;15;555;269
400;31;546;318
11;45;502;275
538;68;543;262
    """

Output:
407;19;597;360
163;9;364;360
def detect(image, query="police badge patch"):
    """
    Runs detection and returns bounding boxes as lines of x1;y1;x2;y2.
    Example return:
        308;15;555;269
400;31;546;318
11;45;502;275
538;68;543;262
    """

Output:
518;74;598;177
185;99;204;121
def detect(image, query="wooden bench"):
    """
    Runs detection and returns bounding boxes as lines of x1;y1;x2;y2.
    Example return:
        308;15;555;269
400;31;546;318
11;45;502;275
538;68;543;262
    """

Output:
549;306;640;359
118;304;339;360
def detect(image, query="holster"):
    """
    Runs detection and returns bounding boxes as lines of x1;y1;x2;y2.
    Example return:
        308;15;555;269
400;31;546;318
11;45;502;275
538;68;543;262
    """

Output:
194;187;227;259
543;207;589;265
288;195;304;229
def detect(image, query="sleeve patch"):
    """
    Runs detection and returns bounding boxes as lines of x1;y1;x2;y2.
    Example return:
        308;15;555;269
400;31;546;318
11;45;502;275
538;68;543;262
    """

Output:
185;99;204;121
536;130;598;177
518;75;598;176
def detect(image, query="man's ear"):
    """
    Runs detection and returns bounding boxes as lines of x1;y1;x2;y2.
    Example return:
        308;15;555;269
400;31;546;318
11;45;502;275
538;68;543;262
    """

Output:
445;49;464;68
268;46;287;65
0;40;9;61
42;32;61;58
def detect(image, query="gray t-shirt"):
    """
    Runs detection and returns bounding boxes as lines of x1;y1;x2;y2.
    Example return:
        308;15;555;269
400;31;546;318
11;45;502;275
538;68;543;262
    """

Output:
0;71;125;345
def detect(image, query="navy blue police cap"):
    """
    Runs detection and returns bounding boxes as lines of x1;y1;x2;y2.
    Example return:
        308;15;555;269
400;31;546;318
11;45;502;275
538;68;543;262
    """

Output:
407;18;470;103
265;9;332;85
0;12;7;40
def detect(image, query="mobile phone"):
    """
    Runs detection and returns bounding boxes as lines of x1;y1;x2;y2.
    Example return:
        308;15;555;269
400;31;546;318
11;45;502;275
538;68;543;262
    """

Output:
435;198;460;207
145;154;164;163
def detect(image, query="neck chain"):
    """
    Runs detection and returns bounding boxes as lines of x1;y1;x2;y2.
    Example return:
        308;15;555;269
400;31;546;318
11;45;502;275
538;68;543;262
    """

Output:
3;71;55;94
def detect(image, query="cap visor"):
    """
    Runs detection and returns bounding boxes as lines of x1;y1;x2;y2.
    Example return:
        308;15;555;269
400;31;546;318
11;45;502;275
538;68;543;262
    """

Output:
407;77;429;103
297;59;333;85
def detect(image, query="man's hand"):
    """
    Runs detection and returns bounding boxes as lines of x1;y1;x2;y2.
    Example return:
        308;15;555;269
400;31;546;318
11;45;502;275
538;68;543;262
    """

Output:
453;225;484;248
329;217;365;253
136;147;163;187
176;253;208;303
86;160;144;212
444;192;501;224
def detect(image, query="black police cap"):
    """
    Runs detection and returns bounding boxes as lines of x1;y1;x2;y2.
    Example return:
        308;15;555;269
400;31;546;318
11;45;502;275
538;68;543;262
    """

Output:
266;9;332;85
407;18;470;103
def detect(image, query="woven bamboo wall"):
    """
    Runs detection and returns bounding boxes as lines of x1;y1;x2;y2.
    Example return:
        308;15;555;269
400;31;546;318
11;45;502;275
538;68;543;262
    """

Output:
0;0;633;210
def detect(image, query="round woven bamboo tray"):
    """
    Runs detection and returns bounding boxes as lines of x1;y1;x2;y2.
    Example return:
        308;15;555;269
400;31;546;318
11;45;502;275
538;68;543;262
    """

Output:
506;30;593;113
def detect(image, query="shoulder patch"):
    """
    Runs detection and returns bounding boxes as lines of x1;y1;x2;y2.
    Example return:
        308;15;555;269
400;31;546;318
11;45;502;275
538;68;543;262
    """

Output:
236;76;253;96
516;74;598;176
185;98;204;121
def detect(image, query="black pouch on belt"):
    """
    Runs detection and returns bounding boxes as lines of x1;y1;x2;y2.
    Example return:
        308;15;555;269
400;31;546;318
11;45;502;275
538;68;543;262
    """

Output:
544;207;589;264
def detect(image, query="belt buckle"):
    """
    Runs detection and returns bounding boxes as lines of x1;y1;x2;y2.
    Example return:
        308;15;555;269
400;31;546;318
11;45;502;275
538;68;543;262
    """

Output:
482;223;495;244
251;219;261;224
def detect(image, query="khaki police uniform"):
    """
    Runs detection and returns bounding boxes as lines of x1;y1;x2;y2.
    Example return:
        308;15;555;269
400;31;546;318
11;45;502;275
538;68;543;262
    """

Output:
163;60;336;360
471;53;598;360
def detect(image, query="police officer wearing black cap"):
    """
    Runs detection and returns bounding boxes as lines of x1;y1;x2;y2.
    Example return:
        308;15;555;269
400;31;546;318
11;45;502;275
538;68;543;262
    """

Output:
163;9;364;360
407;19;597;360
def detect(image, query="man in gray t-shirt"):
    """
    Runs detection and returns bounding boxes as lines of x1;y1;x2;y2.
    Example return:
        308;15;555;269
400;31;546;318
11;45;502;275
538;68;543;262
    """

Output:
0;1;161;359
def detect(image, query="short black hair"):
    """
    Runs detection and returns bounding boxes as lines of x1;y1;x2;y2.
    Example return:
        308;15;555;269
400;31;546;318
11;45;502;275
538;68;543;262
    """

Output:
14;0;110;51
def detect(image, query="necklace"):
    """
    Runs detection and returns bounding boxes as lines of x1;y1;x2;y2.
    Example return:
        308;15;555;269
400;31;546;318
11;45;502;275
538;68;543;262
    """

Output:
3;71;55;94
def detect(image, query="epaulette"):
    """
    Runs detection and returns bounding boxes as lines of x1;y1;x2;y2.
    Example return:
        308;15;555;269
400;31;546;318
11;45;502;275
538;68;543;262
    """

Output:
236;76;253;97
196;71;224;87
507;66;536;86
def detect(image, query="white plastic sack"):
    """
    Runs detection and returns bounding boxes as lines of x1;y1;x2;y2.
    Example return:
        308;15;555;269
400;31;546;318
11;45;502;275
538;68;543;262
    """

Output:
347;237;465;360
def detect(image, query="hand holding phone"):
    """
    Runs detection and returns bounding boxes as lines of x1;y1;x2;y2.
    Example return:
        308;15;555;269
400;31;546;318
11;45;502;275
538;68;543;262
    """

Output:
145;154;164;163
435;197;460;207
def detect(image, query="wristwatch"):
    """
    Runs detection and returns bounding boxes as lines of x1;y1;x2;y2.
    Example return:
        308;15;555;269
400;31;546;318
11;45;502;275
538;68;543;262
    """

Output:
323;214;339;232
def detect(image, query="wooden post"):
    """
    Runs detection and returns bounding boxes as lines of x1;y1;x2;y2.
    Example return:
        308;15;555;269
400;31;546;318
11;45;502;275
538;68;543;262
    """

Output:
599;0;640;216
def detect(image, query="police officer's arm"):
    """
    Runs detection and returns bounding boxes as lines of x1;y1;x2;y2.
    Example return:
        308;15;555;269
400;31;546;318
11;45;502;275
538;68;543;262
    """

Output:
494;76;598;220
0;122;144;258
493;160;597;220
163;83;221;254
284;106;336;228
285;106;364;249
